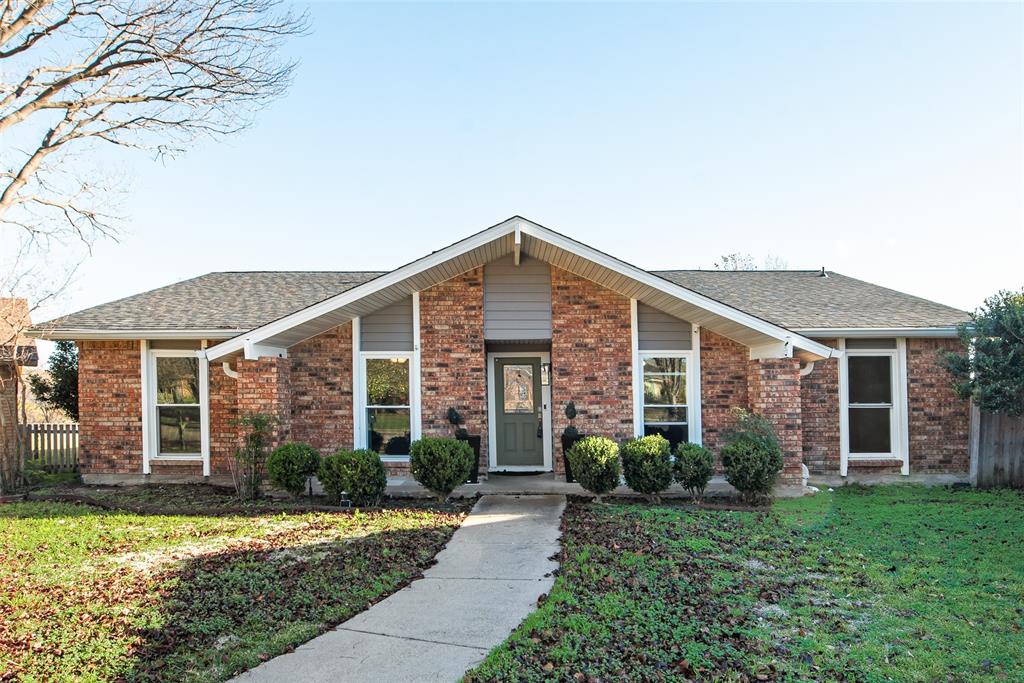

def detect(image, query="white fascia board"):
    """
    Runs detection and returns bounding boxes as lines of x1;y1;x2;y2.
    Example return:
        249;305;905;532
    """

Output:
26;329;240;340
205;220;517;361
793;327;960;338
518;224;839;360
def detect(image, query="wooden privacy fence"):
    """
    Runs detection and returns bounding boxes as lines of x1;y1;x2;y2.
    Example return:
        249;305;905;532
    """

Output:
20;422;79;472
970;408;1024;489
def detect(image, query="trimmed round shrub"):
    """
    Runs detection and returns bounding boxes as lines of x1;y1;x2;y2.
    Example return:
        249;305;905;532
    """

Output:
567;436;621;502
620;434;672;502
319;449;387;506
266;442;321;497
409;437;473;502
674;442;715;502
720;438;783;505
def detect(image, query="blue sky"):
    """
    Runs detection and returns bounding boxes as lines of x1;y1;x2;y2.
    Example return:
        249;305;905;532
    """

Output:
31;1;1024;338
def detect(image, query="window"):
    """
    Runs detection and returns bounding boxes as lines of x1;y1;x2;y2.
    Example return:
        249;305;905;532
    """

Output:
841;339;907;470
848;355;893;454
503;365;534;413
641;355;688;449
365;356;411;456
152;352;202;457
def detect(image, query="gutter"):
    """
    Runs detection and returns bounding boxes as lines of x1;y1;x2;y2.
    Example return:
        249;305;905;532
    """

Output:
793;326;960;339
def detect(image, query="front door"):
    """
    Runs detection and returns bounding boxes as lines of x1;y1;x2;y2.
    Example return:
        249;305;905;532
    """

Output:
494;357;544;468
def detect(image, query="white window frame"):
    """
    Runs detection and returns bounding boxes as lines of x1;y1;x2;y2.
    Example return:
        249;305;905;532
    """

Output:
630;299;702;446
838;338;909;475
143;347;210;475
635;350;700;446
354;350;420;461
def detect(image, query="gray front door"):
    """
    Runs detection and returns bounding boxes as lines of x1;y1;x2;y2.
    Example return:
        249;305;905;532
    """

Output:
495;357;544;468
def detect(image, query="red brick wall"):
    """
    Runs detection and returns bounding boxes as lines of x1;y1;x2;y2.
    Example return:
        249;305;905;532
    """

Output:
908;338;969;473
419;268;488;475
700;330;749;452
209;362;239;476
550;267;633;475
289;322;354;456
747;357;803;487
78;340;142;474
236;356;291;449
800;340;839;476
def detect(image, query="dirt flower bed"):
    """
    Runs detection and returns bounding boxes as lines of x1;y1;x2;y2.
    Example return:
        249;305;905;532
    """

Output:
1;487;469;682
465;486;1024;682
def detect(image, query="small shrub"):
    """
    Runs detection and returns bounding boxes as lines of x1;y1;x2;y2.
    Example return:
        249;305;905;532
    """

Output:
720;409;783;504
230;413;277;501
320;449;387;506
409;437;473;502
567;436;621;503
620;434;672;502
266;442;321;497
674;442;715;502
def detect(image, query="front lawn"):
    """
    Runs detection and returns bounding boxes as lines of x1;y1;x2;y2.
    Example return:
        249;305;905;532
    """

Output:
466;486;1024;682
1;486;468;682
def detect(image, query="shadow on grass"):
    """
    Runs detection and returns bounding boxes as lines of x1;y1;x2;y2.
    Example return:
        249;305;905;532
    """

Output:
120;525;449;682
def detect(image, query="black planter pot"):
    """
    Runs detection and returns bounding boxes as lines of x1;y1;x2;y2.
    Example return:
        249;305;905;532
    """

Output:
458;434;482;483
560;433;585;483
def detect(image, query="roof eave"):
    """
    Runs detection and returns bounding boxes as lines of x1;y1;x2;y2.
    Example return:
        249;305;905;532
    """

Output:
793;326;962;339
26;328;244;341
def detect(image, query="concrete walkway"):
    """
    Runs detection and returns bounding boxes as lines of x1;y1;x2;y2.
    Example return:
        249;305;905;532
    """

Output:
232;495;565;683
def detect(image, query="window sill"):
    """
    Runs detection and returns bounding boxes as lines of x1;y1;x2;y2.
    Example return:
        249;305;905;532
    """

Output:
380;455;410;463
151;455;203;461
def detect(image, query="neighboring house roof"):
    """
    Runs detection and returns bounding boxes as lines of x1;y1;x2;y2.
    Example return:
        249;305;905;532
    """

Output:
654;270;967;331
0;298;38;366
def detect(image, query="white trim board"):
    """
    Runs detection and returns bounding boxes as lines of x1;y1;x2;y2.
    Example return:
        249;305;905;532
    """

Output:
794;327;959;338
486;351;553;473
205;217;838;362
28;328;241;341
839;338;910;476
143;347;210;474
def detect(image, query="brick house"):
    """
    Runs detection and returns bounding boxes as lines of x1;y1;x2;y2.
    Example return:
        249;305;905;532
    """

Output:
30;218;970;490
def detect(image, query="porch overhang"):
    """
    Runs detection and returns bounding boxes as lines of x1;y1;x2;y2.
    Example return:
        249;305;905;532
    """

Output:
205;217;840;363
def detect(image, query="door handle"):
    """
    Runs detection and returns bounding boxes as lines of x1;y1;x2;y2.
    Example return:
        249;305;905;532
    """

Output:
536;408;543;439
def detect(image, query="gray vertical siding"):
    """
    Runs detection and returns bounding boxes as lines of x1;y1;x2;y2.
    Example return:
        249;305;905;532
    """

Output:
360;297;414;351
484;254;552;340
637;303;692;350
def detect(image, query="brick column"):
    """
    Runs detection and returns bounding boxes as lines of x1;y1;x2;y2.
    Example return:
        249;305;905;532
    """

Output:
419;268;488;476
235;356;291;448
550;267;633;477
746;357;803;488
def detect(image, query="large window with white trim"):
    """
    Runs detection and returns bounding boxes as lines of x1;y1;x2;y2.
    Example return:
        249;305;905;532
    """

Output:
364;354;412;456
151;351;202;457
641;354;689;449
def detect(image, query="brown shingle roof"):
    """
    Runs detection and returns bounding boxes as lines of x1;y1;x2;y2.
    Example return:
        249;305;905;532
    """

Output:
32;268;967;337
653;270;968;330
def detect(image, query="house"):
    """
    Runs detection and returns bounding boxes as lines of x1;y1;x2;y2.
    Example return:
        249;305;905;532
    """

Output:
1;299;37;474
29;217;970;490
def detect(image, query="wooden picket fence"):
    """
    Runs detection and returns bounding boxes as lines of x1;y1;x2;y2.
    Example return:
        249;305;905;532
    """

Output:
970;407;1024;489
20;422;79;472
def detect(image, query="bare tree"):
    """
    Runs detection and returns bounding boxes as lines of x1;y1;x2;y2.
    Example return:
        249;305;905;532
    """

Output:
0;238;78;492
712;252;789;271
1;0;308;245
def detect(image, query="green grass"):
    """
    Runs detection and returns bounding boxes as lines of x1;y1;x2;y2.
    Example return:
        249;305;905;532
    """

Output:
465;485;1024;682
0;486;468;682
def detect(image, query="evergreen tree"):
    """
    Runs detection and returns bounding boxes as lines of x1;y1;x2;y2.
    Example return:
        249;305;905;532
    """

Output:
28;341;78;421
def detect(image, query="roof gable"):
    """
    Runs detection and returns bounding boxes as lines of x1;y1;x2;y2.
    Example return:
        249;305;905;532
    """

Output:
202;217;837;361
